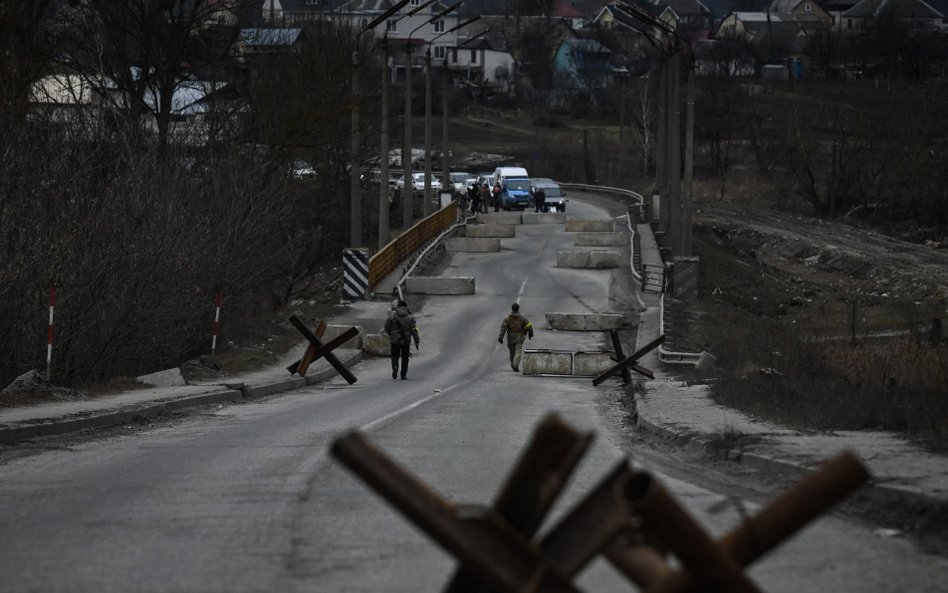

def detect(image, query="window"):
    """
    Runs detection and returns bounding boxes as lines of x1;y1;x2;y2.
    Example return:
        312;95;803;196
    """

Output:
434;46;446;59
433;19;445;33
470;49;477;64
804;2;811;10
360;17;368;29
410;0;420;5
387;19;397;32
452;49;458;63
846;18;852;28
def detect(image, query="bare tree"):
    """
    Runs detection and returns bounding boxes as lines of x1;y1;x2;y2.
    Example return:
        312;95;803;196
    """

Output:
627;77;655;177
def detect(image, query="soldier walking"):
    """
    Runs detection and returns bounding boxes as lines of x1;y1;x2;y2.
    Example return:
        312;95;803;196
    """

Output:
385;300;420;380
498;302;533;372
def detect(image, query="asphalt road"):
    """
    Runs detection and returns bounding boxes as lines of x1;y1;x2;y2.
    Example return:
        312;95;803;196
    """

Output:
1;199;946;593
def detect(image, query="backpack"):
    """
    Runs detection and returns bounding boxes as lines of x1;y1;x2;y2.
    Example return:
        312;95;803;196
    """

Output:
506;314;523;334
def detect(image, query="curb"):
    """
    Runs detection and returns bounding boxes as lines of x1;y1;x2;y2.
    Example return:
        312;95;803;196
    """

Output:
634;398;948;517
0;351;364;446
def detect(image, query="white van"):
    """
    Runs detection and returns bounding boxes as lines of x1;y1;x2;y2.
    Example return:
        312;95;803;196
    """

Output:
492;166;529;185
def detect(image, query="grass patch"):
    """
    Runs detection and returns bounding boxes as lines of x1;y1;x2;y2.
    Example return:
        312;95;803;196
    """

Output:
685;233;948;452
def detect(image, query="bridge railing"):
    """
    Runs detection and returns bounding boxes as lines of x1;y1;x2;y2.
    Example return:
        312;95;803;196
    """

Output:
368;201;458;291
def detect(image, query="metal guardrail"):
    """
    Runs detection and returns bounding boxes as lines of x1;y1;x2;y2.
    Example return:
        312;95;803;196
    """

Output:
368;201;458;290
556;182;646;214
658;293;704;366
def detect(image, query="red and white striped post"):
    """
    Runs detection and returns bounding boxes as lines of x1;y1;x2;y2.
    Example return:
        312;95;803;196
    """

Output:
47;286;56;380
211;292;223;356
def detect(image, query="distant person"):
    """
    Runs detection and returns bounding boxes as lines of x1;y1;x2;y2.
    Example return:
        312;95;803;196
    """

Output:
492;182;502;212
534;187;546;213
468;184;480;216
498;302;533;372
385;300;420;380
480;183;491;213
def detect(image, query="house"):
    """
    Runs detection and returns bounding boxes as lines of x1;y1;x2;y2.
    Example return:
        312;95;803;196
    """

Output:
553;38;625;89
820;0;862;30
446;30;516;92
553;0;587;29
715;12;827;75
839;0;945;31
236;27;303;60
768;0;834;26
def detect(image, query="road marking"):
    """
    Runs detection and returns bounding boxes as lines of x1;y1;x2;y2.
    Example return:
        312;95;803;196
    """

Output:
360;382;461;432
516;275;529;304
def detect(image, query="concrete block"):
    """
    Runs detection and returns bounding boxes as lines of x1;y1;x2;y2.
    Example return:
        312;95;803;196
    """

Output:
466;225;516;238
565;219;614;232
136;368;186;387
406;276;475;295
573;352;616;376
556;249;621;268
477;213;522;225
545;312;627;331
362;333;391;356
522;350;573;375
521;212;567;224
445;237;501;253
324;325;363;349
573;232;627;246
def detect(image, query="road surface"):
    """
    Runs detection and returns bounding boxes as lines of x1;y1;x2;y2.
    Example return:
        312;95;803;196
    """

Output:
1;198;946;593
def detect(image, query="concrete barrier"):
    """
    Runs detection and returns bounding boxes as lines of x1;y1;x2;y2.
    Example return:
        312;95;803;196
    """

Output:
522;350;573;375
406;276;475;295
574;352;615;376
565;219;614;232
445;238;501;253
522;212;567;225
466;225;516;238
477;213;522;225
362;333;391;356
556;249;622;268
545;312;627;331
573;232;627;246
324;325;363;349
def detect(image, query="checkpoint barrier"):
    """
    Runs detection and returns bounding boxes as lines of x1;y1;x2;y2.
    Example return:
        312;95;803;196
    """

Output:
522;350;616;377
574;232;628;247
405;276;475;295
546;312;627;331
362;333;390;357
331;414;871;593
557;249;622;269
477;212;523;225
322;324;363;349
445;237;501;253
565;219;614;232
465;224;516;238
522;212;567;224
286;315;358;384
368;201;458;291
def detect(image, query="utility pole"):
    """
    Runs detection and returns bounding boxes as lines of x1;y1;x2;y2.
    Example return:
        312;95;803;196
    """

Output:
403;43;414;229
350;47;362;247
378;39;391;249
669;52;682;256
682;61;695;257
423;48;433;218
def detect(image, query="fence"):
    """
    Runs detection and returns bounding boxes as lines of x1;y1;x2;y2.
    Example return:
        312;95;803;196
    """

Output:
368;201;458;291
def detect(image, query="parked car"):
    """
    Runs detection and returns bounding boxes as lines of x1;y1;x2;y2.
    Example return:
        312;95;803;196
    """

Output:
396;172;442;195
529;178;567;212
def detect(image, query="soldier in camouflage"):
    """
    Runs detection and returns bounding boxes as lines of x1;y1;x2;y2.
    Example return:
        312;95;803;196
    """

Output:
498;302;533;372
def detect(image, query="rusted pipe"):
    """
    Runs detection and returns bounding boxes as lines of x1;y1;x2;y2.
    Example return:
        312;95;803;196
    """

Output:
646;451;871;593
626;471;764;593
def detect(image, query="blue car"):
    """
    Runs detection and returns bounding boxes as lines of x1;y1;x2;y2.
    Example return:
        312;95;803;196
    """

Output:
501;178;532;210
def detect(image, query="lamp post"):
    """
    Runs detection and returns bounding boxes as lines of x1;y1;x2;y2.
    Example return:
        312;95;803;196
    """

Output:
405;1;461;227
379;0;436;249
349;0;410;249
423;17;482;218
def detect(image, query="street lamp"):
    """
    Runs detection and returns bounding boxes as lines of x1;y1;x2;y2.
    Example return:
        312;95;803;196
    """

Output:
379;0;438;249
349;0;411;249
405;1;462;227
422;16;482;217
